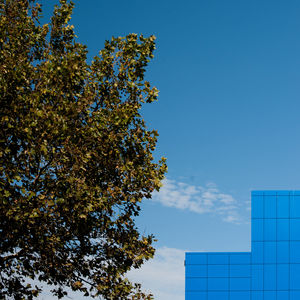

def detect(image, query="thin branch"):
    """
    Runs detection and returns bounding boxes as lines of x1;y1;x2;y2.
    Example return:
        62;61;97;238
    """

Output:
1;249;24;262
33;156;54;186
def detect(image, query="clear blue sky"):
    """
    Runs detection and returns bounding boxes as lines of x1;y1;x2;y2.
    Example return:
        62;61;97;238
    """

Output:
40;1;300;299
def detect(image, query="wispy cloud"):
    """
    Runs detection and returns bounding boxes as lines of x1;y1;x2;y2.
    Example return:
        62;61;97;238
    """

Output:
127;247;186;300
152;178;243;223
38;247;186;300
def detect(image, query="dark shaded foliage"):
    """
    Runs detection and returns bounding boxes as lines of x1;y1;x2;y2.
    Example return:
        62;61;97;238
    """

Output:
0;0;167;298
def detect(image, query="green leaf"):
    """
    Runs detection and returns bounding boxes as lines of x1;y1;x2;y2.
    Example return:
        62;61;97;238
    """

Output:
0;1;166;299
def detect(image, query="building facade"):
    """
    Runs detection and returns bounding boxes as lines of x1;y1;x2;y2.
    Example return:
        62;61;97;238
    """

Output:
185;191;300;299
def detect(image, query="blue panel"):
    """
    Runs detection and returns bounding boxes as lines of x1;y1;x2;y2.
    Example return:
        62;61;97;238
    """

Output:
290;196;300;218
264;191;277;196
264;195;276;218
207;254;229;265
277;219;289;241
277;195;289;218
185;291;207;300
290;291;300;300
290;263;300;290
264;242;276;263
277;191;291;196
264;264;276;290
208;278;228;291
251;264;263;290
252;291;263;299
264;291;276;300
186;253;207;265
208;291;229;300
229;278;250;291
252;242;263;264
264;219;276;241
277;291;289;300
230;253;251;264
290;219;300;241
252;219;263;241
290;241;300;263
229;291;250;300
230;264;250;277
252;191;263;196
252;195;264;219
277;241;289;263
186;265;207;277
186;278;207;291
208;265;228;278
277;264;289;290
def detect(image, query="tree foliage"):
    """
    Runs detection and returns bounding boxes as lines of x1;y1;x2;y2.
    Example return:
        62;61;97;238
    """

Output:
0;0;167;298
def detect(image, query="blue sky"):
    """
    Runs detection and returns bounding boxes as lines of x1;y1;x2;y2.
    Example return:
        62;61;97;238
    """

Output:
39;0;300;299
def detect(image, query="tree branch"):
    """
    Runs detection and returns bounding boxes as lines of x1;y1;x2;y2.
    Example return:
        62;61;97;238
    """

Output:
1;249;24;262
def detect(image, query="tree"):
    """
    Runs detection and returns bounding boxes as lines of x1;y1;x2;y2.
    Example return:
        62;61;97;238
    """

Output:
0;0;167;298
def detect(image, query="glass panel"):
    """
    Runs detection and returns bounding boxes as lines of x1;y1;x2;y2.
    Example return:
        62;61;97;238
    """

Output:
230;264;250;277
186;291;207;300
277;264;289;290
252;242;263;264
290;263;300;290
207;278;228;291
252;219;264;241
277;241;289;264
186;253;207;264
230;253;251;265
264;291;276;300
252;195;264;218
186;278;207;291
277;219;289;241
208;291;229;300
277;195;289;218
186;265;207;277
208;264;228;278
290;195;300;218
251;291;263;300
264;242;276;263
290;291;300;300
207;254;229;265
277;291;289;300
230;291;251;300
290;241;300;263
251;264;263;290
290;219;300;241
264;264;276;290
264;195;276;218
229;278;250;291
264;219;276;241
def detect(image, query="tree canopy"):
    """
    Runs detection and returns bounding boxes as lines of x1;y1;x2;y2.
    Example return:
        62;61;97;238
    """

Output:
0;0;167;298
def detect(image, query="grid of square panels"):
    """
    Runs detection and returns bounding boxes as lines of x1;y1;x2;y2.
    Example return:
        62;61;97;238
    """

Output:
251;191;300;298
185;191;300;300
186;252;251;300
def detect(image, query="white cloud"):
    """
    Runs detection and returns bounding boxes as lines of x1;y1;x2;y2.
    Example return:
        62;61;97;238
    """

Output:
152;178;243;224
37;247;186;300
127;247;186;300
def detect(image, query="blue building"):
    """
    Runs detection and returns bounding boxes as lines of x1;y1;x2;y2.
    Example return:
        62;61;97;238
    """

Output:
185;191;300;300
